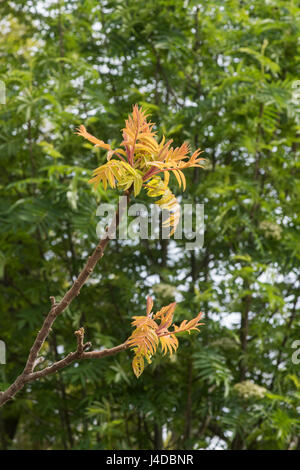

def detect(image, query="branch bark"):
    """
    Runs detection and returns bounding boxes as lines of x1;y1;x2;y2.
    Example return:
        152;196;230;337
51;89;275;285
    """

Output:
0;191;131;408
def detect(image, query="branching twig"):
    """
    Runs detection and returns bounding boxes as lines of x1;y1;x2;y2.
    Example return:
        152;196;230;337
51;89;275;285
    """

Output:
0;191;131;408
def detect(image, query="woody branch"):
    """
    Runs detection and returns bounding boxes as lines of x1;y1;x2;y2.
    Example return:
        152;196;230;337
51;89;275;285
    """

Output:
0;190;131;408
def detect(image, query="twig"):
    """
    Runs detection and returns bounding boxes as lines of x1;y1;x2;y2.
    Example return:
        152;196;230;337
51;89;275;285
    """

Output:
0;190;131;407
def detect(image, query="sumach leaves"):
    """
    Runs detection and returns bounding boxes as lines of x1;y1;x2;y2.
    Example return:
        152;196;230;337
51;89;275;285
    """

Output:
76;105;205;234
127;297;203;377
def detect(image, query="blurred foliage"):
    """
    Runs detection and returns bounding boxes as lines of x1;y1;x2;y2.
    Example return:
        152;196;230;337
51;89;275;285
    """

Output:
0;0;300;450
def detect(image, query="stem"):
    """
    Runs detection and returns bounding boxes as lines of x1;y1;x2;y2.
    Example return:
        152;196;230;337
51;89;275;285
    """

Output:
0;190;131;408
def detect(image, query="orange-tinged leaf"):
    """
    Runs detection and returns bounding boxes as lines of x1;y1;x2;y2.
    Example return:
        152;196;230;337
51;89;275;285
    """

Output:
163;170;170;189
127;326;158;356
132;355;144;378
130;315;158;330
172;169;182;188
127;297;203;377
153;302;176;321
173;312;204;334
77;104;206;239
75;125;111;150
178;170;186;190
160;334;179;356
146;176;181;234
146;296;153;315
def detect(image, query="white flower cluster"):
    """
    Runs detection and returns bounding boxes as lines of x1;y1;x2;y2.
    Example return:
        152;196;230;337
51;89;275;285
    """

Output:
234;380;267;399
152;283;178;299
259;220;282;241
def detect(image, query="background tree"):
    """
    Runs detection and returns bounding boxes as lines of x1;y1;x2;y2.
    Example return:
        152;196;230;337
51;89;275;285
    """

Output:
0;0;300;450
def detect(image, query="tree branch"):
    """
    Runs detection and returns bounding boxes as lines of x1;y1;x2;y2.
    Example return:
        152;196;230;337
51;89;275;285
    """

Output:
0;190;131;408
